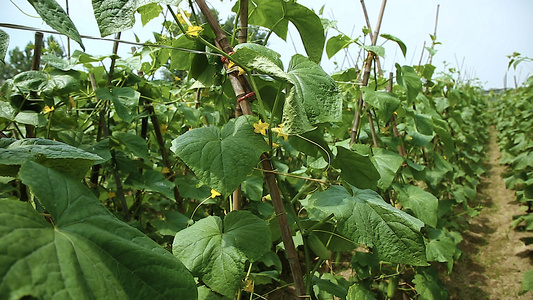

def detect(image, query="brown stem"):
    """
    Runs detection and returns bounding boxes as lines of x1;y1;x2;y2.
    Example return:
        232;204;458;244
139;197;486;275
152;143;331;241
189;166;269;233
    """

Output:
368;111;379;148
194;0;306;296
25;32;44;138
146;101;185;213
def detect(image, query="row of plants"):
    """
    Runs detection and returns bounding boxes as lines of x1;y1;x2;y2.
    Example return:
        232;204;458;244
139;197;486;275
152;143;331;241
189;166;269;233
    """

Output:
492;69;533;295
0;0;489;299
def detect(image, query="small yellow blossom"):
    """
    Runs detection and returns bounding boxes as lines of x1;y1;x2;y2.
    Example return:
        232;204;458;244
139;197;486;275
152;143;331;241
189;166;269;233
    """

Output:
161;167;171;174
186;25;203;37
237;67;246;76
174;76;181;81
108;192;116;199
443;156;447;160
271;142;280;148
271;125;288;141
177;11;191;24
43;105;55;113
243;279;254;293
210;189;221;198
227;61;235;69
253;120;269;136
160;124;168;134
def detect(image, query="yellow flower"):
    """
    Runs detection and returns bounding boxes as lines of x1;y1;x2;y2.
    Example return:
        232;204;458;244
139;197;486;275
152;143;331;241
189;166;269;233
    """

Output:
43;105;55;113
271;142;280;148
160;124;168;134
271;125;288;141
186;25;203;37
177;11;191;24
227;61;235;69
237;67;246;76
108;192;116;199
174;76;181;81
210;189;221;198
253;120;269;136
243;279;254;293
161;167;170;174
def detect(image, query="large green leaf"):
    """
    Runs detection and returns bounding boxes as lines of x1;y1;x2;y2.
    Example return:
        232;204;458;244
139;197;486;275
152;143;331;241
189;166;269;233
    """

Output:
91;0;180;37
246;0;325;63
170;115;269;196
173;211;271;298
232;43;288;80
412;267;448;300
28;0;85;50
347;283;377;300
333;146;380;191
0;138;101;179
395;184;438;227
0;29;8;63
282;54;342;134
306;185;427;265
380;34;407;57
370;148;404;190
125;170;175;199
396;64;422;104
113;131;150;161
362;88;401;122
96;87;140;123
326;34;354;59
0;161;197;299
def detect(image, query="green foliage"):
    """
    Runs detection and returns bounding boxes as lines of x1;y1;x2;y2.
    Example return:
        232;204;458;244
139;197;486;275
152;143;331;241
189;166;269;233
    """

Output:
0;161;197;299
170;115;269;196
0;29;8;63
0;1;494;299
173;211;271;297
27;0;85;50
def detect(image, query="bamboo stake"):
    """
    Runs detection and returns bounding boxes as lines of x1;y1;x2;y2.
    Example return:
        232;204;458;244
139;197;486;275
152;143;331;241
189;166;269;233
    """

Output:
427;4;440;65
238;0;248;44
359;0;383;76
194;0;306;296
350;0;387;146
26;31;43;138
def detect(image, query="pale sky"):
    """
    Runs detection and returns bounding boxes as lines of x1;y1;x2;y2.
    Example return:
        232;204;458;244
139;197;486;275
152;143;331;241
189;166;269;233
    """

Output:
1;0;532;89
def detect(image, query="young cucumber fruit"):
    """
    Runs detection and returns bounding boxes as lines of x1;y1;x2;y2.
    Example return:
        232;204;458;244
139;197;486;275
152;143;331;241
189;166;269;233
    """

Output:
306;233;330;260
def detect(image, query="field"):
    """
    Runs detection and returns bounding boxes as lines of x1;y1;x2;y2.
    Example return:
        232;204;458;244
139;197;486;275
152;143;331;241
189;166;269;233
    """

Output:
0;1;532;299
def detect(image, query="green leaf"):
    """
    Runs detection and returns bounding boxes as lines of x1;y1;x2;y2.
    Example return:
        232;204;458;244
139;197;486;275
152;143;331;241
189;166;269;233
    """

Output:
362;88;400;122
333;146;380;190
282;54;342;135
412;267;448;300
381;34;407;57
0;29;9;63
173;211;271;298
361;45;385;58
137;3;162;26
125;170;175;199
27;0;85;50
424;228;460;265
96;87;140;123
170;35;204;70
370;148;404;190
326;34;354;59
395;184;438;227
170;115;269;196
521;270;533;294
92;0;180;37
13;112;47;127
347;283;377;300
0;138;101;178
113;131;150;161
306;185;427;265
246;0;324;63
0;161;197;299
150;211;188;236
284;1;325;63
42;53;77;71
232;43;288;80
396;64;422;104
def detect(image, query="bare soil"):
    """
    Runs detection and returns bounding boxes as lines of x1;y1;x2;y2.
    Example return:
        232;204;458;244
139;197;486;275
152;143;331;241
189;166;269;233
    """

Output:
440;127;533;299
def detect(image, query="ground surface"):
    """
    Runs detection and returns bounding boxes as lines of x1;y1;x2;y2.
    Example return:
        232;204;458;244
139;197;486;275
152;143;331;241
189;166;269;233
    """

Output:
440;127;533;299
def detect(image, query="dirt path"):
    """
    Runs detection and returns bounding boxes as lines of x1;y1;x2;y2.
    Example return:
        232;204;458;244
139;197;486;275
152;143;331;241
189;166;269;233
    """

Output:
440;127;533;299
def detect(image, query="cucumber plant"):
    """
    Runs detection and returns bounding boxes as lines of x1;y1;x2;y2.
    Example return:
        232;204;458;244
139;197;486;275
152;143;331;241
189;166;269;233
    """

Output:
0;0;491;299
